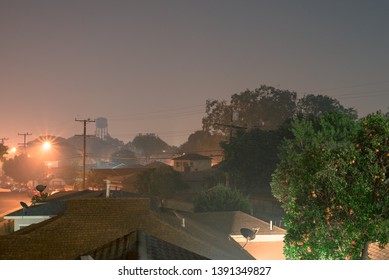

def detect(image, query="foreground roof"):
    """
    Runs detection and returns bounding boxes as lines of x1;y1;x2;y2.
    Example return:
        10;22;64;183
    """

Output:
78;230;209;260
0;198;253;260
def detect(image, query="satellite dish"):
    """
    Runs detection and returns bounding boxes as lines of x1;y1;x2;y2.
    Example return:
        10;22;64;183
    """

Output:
240;228;258;248
20;201;29;215
36;184;46;193
20;201;29;209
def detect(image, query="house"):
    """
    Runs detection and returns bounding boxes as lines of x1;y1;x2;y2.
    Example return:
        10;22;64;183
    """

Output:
172;153;212;172
0;197;254;260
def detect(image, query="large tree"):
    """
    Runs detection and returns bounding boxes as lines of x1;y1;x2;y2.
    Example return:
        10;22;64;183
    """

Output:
297;94;357;118
2;154;44;183
135;165;187;197
221;126;291;193
202;85;297;134
111;149;138;166
271;111;388;259
132;133;170;157
0;143;8;161
180;130;225;155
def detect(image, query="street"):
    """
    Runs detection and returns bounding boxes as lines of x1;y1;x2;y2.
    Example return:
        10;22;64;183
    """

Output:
0;192;31;216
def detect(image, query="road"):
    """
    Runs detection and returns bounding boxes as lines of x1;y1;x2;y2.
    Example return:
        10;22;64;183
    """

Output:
0;191;31;216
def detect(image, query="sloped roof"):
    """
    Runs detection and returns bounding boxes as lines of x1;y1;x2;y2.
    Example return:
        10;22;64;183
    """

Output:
173;153;212;161
89;167;147;177
182;211;286;236
0;198;254;260
79;230;209;260
5;190;147;218
5;201;66;217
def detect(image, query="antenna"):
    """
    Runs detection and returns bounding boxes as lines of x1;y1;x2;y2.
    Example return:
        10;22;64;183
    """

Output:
20;201;29;215
240;227;259;248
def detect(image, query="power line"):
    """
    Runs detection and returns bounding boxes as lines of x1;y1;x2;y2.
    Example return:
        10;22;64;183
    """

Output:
300;80;389;95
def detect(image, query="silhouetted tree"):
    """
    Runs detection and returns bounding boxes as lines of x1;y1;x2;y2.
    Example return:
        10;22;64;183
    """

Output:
132;133;170;157
0;143;8;161
202;85;297;134
180;130;225;155
297;94;357;118
111;149;138;166
135;165;187;197
220;126;291;193
2;154;44;183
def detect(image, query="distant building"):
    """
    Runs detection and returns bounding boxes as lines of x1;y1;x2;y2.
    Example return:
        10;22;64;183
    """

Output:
172;153;212;172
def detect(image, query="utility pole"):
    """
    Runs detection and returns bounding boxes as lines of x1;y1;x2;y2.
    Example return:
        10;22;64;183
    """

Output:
75;118;95;190
18;133;32;154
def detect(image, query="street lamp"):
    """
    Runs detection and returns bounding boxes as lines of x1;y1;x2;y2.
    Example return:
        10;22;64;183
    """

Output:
42;141;52;151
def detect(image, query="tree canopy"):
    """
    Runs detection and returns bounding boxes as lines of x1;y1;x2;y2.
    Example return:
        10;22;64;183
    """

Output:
135;165;187;197
202;85;356;137
132;133;170;157
271;111;388;259
180;130;225;155
220;126;291;193
0;143;8;161
2;154;44;183
202;85;297;134
297;94;357;118
194;184;251;213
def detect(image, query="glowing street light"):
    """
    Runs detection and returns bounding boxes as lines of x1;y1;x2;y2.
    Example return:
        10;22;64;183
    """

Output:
42;141;52;151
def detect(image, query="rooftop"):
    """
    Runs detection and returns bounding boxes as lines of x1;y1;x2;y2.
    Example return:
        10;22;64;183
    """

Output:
173;153;212;161
0;198;254;260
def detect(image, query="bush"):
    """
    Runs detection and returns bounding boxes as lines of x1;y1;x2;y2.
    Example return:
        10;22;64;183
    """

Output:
194;184;251;213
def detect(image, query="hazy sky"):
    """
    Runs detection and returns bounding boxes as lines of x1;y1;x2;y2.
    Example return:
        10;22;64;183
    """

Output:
1;0;388;147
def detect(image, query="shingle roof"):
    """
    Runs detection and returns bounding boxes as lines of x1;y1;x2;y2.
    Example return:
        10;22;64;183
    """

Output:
182;211;286;236
79;230;209;260
0;198;254;260
173;153;212;161
5;201;66;217
5;190;149;218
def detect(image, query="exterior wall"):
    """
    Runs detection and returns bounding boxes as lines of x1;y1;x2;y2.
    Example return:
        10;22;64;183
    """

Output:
173;159;211;172
239;241;285;260
231;234;285;260
12;216;51;231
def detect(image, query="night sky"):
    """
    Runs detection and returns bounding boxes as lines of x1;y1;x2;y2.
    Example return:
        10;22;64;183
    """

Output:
1;0;388;147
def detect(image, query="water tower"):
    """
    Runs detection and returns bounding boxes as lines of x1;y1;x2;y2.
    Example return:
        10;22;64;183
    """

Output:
95;117;108;140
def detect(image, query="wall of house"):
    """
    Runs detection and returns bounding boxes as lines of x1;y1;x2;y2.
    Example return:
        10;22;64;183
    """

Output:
13;217;50;231
240;241;285;260
174;159;211;172
232;234;285;260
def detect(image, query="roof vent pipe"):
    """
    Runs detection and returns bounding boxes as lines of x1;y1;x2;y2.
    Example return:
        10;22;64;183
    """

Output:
270;220;273;231
181;218;185;228
105;180;111;198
